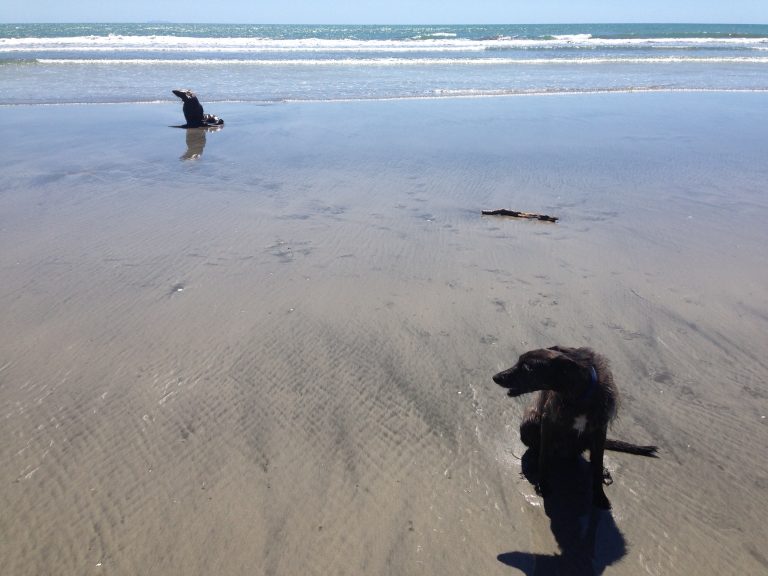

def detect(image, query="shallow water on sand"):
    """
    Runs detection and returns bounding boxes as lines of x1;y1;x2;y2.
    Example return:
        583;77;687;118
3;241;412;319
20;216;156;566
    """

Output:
1;93;767;575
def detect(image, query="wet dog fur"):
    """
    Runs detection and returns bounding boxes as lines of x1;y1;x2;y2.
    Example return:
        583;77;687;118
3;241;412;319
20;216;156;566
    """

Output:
493;346;657;509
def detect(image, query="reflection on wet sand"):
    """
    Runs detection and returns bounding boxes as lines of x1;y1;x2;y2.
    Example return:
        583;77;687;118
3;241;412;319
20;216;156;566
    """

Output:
179;126;222;161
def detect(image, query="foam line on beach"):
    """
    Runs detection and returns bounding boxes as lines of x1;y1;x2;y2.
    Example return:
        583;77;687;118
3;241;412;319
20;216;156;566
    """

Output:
31;56;768;66
3;34;768;53
4;86;768;108
287;86;768;103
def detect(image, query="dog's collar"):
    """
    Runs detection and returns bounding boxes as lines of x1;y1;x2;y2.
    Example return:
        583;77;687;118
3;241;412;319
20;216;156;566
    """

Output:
578;366;599;404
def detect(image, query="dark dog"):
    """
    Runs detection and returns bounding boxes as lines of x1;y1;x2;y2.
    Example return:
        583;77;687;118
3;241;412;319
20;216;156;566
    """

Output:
493;346;657;509
172;89;224;128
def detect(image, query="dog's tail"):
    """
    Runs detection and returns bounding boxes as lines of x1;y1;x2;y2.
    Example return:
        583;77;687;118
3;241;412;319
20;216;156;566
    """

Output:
605;439;658;457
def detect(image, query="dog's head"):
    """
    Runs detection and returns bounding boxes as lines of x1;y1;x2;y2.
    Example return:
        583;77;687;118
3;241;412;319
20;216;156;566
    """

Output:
493;346;591;397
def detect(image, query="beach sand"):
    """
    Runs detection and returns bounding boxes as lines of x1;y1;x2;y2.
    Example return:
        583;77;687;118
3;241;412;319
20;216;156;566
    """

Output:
1;94;767;575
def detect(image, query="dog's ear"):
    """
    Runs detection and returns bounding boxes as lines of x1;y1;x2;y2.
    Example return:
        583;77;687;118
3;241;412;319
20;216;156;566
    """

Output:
547;345;572;355
551;352;588;384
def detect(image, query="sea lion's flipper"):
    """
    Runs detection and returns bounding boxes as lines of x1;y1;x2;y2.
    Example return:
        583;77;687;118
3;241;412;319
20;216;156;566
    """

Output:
202;113;224;126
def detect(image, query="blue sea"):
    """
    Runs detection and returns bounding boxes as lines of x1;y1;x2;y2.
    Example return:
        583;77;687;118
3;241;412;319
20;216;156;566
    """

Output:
1;23;768;105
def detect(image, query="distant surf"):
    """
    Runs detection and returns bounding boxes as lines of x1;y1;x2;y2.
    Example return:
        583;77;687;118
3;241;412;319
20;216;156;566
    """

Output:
2;23;767;105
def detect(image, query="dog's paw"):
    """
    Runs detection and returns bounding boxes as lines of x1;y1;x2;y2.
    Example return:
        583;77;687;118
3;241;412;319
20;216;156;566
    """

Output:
593;490;611;510
535;481;551;498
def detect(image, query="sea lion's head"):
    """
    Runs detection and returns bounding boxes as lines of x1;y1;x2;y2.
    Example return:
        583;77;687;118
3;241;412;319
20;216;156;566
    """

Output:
172;89;197;102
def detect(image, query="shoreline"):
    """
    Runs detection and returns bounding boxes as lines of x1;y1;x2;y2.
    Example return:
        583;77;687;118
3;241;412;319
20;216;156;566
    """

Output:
4;85;768;108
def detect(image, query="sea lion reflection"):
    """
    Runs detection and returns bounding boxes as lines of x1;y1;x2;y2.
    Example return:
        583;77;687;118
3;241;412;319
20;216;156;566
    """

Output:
179;126;221;161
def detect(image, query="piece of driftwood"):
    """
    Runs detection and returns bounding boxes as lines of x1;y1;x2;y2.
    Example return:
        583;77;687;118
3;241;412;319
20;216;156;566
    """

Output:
481;209;558;223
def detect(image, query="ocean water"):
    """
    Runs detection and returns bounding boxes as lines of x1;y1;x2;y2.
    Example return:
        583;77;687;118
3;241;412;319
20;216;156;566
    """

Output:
1;23;768;104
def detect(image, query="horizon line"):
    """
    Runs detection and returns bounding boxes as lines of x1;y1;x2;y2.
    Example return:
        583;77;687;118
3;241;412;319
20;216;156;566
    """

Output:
2;21;768;26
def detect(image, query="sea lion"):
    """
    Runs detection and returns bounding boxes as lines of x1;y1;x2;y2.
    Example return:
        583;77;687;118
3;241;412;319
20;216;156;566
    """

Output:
172;89;224;128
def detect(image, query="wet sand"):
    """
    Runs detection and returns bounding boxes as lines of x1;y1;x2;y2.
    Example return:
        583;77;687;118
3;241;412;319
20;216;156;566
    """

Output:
1;94;767;575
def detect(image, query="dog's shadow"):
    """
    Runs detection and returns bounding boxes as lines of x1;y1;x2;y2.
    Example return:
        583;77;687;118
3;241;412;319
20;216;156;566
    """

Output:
498;449;627;576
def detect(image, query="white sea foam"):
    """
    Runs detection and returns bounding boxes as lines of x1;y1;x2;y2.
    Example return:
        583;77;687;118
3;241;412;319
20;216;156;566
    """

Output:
552;34;594;42
34;56;768;66
2;34;768;54
427;87;768;99
5;29;768;105
411;32;458;39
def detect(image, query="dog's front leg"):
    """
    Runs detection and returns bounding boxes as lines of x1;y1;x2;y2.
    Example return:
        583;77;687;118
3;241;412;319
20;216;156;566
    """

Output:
536;418;552;498
590;426;611;509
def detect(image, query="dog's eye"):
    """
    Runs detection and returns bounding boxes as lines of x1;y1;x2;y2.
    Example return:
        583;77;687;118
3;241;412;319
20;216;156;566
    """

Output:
521;363;532;372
